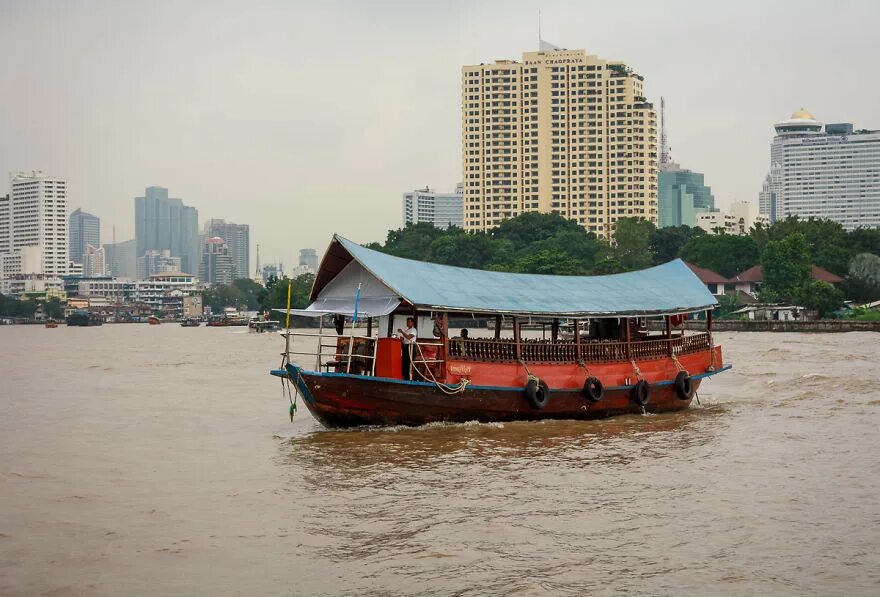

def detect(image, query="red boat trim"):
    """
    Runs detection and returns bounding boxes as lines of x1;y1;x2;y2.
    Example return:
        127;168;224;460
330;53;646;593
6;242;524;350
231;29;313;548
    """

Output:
269;364;732;392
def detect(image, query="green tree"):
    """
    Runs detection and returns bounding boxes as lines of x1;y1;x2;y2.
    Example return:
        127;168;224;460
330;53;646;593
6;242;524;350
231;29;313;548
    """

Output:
649;225;705;265
43;297;64;319
796;280;844;318
842;253;880;302
612;217;654;271
754;217;852;275
231;278;264;310
375;222;447;260
505;249;586;275
760;233;811;302
260;273;315;312
679;233;760;278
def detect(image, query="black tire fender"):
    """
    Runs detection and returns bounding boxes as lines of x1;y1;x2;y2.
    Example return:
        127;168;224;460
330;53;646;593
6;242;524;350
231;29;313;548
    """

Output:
674;371;694;400
582;376;604;402
632;379;650;406
525;378;550;409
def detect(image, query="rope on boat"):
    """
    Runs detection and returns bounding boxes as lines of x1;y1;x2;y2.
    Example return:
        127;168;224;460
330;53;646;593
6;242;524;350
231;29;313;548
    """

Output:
412;342;471;395
576;359;593;377
630;359;644;381
670;352;687;374
518;359;540;386
280;351;298;421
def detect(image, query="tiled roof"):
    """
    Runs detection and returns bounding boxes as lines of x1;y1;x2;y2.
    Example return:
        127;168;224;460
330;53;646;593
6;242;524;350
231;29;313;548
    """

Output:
684;262;730;284
733;265;844;284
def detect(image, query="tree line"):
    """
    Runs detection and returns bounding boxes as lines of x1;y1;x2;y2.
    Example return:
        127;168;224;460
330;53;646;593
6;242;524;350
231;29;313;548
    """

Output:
209;213;880;318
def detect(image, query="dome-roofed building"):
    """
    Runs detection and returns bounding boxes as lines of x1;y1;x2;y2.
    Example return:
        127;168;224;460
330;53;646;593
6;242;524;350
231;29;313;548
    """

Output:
773;107;822;136
760;107;880;229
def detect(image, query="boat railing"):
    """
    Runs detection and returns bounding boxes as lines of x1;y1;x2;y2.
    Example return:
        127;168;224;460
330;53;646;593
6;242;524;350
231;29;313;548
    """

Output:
281;330;378;375
447;332;712;363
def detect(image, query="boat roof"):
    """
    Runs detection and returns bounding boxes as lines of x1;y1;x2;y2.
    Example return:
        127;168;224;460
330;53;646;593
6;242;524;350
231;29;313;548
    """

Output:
305;235;718;318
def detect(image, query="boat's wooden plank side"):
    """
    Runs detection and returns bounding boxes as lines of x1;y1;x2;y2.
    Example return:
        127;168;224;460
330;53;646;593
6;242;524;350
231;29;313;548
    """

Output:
287;368;701;428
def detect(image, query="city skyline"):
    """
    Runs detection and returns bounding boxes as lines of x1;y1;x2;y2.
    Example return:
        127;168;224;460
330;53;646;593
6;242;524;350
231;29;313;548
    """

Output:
1;0;878;262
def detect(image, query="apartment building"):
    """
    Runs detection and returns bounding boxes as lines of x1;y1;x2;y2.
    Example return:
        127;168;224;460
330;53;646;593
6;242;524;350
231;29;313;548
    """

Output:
462;46;658;237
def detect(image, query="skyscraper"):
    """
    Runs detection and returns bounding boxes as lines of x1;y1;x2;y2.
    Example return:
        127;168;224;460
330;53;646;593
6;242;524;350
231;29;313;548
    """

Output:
103;238;137;278
69;208;100;265
298;248;318;272
82;244;106;277
462;44;658;237
204;219;250;279
0;172;68;276
200;237;234;285
658;164;715;228
403;183;464;229
134;186;199;275
761;109;880;229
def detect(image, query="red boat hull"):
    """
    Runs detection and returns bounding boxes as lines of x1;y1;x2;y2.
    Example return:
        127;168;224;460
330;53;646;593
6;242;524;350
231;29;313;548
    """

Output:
279;366;730;428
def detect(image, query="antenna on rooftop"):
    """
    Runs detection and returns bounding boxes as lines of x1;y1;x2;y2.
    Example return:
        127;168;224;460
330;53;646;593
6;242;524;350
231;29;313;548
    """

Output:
538;9;542;48
660;96;671;168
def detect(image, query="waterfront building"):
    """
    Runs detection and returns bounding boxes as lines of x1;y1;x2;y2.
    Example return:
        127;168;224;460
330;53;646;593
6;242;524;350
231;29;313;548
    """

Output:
134;186;200;275
658;163;715;228
684;262;730;297
137;249;182;279
68;208;100;265
462;44;658;237
103;238;137;278
0;172;68;277
200;237;234;285
204;219;250;280
696;201;767;235
299;248;318;273
761;109;880;229
403;184;464;229
139;272;199;316
0;274;66;300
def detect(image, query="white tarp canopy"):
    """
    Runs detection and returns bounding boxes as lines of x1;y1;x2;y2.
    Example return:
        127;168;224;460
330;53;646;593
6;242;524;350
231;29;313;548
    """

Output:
274;260;400;318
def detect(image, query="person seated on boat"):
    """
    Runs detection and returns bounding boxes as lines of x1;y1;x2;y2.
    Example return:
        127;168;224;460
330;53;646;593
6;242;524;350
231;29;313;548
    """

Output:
397;317;417;380
460;328;469;339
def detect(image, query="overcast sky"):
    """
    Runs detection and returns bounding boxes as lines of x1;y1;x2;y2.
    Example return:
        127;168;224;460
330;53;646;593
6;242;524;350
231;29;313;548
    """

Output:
1;0;877;270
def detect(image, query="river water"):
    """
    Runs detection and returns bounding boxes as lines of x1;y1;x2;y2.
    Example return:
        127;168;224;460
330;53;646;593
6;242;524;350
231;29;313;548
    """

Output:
0;325;878;596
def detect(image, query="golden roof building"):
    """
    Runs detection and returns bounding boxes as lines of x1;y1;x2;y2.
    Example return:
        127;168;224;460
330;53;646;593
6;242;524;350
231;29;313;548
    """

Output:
462;45;658;237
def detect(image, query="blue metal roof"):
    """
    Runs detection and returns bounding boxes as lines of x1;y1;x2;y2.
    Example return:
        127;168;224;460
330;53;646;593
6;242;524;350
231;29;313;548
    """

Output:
313;235;717;317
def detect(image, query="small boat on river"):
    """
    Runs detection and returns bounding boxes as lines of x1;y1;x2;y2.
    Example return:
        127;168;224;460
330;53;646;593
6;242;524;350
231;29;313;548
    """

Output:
67;310;103;327
147;316;161;325
180;317;201;327
45;318;59;328
270;235;730;428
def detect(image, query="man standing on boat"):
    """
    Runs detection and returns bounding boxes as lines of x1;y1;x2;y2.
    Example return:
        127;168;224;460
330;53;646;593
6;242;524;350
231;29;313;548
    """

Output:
397;317;417;380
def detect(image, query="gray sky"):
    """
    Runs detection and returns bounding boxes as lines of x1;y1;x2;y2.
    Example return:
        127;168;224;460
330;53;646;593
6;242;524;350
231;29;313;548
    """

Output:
1;0;877;270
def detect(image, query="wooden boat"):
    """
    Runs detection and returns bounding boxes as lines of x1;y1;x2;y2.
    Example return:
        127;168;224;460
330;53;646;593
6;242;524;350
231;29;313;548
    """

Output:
270;235;730;428
180;317;201;327
147;316;161;325
45;319;58;328
67;310;103;327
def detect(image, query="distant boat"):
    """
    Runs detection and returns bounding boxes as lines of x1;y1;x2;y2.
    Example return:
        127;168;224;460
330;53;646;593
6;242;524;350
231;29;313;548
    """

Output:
249;318;280;333
180;317;201;327
270;235;731;428
147;316;161;325
206;314;248;327
67;310;103;327
45;319;59;328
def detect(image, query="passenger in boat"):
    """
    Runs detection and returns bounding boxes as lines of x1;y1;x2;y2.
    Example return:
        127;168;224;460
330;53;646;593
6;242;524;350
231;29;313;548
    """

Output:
460;328;469;339
397;317;418;380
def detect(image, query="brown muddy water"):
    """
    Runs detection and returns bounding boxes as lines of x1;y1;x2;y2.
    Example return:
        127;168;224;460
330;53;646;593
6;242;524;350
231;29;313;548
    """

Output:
0;326;878;596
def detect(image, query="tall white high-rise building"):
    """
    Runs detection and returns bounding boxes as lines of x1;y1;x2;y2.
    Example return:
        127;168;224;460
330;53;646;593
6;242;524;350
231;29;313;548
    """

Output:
761;109;880;229
403;183;464;229
0;172;68;277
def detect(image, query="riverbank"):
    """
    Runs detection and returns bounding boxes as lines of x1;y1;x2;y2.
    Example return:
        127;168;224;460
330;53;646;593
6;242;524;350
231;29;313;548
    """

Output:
685;319;880;333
